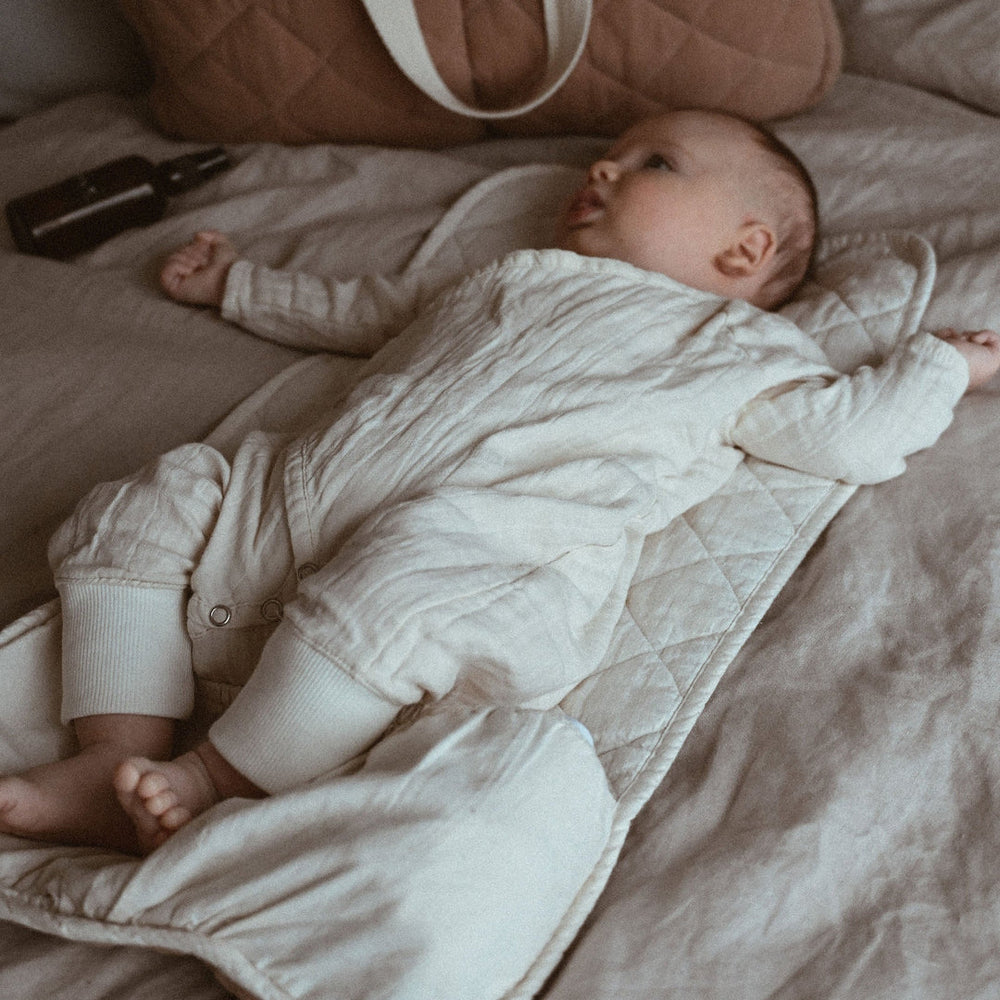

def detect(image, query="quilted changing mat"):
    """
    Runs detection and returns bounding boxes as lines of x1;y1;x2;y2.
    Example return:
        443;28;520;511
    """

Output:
0;164;938;1000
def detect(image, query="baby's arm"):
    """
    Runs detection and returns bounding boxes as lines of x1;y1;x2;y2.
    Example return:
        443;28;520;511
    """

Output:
728;329;974;485
935;327;1000;389
160;230;237;307
159;230;444;356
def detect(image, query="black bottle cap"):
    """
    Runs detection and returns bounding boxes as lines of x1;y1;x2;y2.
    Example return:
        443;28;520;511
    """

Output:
155;147;231;195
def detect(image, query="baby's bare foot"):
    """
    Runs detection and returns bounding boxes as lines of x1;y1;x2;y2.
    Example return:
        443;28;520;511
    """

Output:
114;752;220;853
0;745;141;853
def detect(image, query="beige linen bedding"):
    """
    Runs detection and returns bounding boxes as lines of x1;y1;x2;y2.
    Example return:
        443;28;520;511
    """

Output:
2;1;1000;996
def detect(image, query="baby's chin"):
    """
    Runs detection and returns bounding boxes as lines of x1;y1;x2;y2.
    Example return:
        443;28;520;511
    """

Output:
552;218;578;253
553;224;607;260
551;225;650;273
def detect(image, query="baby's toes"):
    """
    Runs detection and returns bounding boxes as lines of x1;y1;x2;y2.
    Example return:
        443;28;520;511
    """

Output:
138;784;179;820
114;763;169;852
112;759;142;797
159;804;193;832
135;769;171;799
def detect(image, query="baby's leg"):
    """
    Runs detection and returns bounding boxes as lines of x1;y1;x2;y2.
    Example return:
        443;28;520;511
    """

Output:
115;740;264;853
0;714;174;854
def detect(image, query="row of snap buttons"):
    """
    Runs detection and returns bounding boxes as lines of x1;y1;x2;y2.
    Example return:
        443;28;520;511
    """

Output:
208;564;318;627
209;598;285;627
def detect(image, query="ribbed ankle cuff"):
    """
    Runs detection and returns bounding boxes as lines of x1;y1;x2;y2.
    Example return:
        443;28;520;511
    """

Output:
209;626;400;793
58;581;195;723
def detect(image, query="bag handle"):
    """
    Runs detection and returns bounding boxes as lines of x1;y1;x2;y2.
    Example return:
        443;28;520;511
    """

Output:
360;0;592;119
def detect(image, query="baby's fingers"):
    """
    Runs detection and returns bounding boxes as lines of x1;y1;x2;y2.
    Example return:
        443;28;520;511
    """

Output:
194;229;225;244
194;230;236;260
935;327;1000;348
160;257;190;293
165;249;201;274
161;249;199;281
970;328;999;346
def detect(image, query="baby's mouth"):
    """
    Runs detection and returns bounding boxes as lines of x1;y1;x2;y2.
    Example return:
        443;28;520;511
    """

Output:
564;187;605;227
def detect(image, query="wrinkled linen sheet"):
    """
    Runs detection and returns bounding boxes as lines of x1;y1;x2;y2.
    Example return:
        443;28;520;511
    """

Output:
2;1;1000;996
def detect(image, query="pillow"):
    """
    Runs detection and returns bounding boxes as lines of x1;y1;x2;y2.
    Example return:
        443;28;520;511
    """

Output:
835;0;1000;116
116;0;842;147
0;0;147;119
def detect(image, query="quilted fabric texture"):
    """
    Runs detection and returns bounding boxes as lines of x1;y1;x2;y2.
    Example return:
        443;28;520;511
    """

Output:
117;0;842;146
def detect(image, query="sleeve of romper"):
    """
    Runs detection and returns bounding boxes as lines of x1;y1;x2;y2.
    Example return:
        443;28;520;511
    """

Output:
727;332;970;485
220;260;451;356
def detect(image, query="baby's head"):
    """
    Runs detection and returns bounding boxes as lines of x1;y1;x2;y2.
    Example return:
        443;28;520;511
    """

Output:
556;109;818;310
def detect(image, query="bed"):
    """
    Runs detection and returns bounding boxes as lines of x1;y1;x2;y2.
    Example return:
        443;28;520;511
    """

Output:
2;1;999;997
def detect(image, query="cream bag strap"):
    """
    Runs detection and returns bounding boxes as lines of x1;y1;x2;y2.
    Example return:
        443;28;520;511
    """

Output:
361;0;593;119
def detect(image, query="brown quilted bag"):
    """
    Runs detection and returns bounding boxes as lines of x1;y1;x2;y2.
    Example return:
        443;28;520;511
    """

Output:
118;0;842;147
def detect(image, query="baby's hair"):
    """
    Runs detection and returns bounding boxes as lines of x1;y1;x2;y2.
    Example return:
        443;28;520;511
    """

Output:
742;120;819;310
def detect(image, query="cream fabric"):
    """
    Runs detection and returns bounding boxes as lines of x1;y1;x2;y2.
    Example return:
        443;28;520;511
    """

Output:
1;694;617;1000
48;244;961;791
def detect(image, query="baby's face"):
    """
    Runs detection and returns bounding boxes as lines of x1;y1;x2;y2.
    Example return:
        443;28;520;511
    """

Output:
557;110;770;292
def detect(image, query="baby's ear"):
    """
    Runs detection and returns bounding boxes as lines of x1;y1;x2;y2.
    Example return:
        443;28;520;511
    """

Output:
714;222;776;278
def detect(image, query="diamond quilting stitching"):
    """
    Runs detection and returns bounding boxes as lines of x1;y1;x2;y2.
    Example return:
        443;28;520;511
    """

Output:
121;0;840;142
150;3;324;140
563;459;846;793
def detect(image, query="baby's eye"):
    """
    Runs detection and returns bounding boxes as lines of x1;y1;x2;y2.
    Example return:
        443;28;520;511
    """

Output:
643;154;674;172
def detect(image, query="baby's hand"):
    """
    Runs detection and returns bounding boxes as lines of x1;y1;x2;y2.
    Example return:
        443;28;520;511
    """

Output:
935;327;1000;390
160;230;238;307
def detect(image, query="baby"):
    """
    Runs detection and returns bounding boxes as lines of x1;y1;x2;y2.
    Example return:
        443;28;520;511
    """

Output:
2;109;998;856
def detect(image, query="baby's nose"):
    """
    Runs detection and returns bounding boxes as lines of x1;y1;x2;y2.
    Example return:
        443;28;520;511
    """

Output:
588;159;619;183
